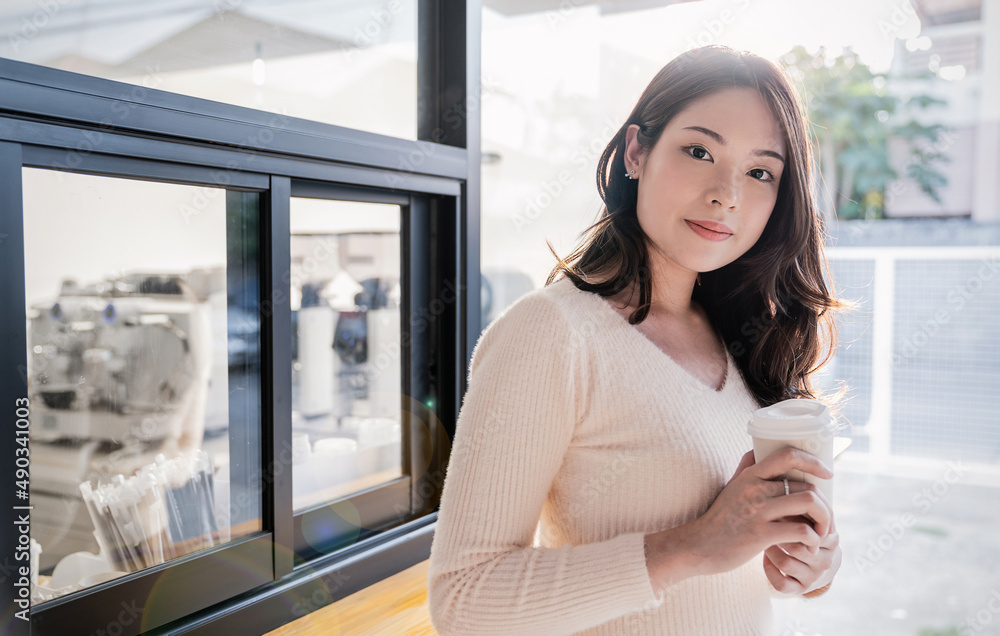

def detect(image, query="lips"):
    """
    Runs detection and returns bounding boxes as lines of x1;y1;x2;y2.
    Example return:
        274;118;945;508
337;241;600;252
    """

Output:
685;219;733;241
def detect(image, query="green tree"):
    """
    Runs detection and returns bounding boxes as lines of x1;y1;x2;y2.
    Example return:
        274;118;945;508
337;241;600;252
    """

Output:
781;45;949;221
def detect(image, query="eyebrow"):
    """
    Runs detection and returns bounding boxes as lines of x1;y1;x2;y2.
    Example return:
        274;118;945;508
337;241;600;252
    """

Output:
683;125;785;164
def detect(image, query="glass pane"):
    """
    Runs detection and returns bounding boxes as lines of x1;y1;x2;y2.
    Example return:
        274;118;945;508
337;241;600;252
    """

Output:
289;198;402;512
23;168;262;604
0;0;417;140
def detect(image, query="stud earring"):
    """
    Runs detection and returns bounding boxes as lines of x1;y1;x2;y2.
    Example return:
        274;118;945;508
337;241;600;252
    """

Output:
625;169;636;179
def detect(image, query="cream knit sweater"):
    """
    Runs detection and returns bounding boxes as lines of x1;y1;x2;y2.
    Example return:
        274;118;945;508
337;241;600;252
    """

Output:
427;276;778;635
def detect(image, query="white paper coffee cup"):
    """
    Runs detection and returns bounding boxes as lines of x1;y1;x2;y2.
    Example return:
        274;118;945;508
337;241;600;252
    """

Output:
748;398;836;502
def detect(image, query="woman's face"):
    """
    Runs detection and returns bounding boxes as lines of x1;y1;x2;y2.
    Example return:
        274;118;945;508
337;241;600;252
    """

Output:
626;86;786;275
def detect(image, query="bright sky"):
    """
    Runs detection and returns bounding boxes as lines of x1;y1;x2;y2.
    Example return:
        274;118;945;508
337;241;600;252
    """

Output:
483;0;923;99
607;0;922;70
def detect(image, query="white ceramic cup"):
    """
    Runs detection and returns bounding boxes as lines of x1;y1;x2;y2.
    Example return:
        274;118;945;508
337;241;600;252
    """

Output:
747;398;836;502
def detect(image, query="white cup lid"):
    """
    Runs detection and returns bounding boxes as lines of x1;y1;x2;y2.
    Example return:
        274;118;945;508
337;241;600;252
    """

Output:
747;398;834;440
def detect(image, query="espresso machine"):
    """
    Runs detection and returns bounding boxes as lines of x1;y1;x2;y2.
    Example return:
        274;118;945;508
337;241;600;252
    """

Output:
27;268;226;570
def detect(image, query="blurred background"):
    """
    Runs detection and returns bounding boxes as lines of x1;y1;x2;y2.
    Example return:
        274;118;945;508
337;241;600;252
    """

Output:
3;0;999;633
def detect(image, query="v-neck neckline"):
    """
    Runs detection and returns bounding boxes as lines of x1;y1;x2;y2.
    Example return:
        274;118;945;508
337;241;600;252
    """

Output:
580;281;734;394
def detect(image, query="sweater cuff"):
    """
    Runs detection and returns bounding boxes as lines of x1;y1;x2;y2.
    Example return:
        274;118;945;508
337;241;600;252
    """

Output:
604;531;664;611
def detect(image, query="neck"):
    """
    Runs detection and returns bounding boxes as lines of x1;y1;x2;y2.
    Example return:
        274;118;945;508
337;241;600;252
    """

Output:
614;249;699;319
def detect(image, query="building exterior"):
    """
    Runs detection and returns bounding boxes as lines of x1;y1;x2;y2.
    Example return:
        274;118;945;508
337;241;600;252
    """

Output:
886;0;1000;222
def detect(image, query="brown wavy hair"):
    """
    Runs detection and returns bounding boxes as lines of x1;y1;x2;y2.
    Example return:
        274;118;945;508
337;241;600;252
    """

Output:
545;45;841;408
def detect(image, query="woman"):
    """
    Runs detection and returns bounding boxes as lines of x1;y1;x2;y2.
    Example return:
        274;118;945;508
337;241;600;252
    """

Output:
428;45;843;636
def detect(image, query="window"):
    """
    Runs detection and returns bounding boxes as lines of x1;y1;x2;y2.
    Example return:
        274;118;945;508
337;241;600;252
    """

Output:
23;168;262;604
0;2;478;634
289;198;403;513
903;33;981;75
912;0;983;25
0;0;419;139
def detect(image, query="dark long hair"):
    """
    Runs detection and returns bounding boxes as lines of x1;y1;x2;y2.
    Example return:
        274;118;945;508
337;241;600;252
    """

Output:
545;45;841;407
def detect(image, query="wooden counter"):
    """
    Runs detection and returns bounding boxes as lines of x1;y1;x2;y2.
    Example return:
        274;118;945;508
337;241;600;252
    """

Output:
265;559;437;636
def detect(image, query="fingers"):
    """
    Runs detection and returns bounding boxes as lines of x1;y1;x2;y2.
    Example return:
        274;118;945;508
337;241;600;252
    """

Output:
767;518;822;550
765;546;809;580
764;546;812;592
764;541;836;588
768;492;832;537
775;538;836;563
767;479;816;499
815;527;839;551
751;480;832;538
762;550;805;594
751;446;833;482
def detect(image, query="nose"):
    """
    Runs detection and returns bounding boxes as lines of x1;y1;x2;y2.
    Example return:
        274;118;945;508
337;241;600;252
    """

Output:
706;174;740;210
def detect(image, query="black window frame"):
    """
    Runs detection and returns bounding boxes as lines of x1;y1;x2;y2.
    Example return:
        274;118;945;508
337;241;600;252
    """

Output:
0;1;480;633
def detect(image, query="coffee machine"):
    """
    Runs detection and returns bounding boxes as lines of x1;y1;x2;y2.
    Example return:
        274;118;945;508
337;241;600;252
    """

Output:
27;268;226;570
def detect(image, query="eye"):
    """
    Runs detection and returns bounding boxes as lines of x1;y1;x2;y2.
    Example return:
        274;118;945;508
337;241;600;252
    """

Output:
685;145;712;161
748;167;775;183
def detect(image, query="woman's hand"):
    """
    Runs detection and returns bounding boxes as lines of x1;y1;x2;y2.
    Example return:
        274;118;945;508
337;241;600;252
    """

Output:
645;447;834;595
763;513;841;595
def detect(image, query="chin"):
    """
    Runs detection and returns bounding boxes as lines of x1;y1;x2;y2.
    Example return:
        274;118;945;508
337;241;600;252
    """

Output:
680;253;737;275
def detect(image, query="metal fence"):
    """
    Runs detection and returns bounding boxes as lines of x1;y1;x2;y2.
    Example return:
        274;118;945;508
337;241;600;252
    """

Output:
821;247;1000;475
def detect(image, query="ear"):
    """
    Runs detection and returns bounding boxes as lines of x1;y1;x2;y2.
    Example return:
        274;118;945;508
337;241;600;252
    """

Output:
623;124;644;177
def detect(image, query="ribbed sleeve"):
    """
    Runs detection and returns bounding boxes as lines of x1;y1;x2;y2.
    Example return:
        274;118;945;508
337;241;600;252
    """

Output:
427;292;662;636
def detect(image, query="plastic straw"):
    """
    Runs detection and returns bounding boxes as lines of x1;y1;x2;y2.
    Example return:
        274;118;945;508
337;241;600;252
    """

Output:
78;449;221;572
